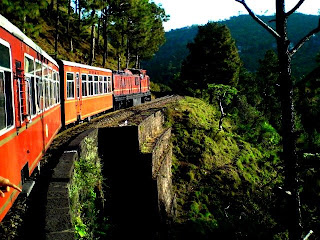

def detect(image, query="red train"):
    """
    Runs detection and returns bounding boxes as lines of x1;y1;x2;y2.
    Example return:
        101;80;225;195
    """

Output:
0;14;151;222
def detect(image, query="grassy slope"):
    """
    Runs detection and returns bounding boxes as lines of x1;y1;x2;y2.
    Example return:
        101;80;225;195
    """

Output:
165;97;286;239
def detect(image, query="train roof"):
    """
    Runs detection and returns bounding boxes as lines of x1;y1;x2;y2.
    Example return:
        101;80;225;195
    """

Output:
61;60;112;73
0;14;58;68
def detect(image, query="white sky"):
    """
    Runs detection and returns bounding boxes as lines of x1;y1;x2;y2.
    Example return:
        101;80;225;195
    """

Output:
152;0;320;31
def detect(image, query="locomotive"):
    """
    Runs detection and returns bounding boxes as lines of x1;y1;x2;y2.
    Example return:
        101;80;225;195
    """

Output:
0;14;151;222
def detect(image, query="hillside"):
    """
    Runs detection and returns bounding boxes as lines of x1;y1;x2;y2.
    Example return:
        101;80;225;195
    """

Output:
165;97;285;239
142;13;320;85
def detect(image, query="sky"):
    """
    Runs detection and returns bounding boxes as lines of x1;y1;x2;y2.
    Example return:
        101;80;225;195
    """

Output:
152;0;320;31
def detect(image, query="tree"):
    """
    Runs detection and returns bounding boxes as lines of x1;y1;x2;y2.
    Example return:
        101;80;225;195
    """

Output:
108;0;168;70
208;84;237;131
235;0;320;239
180;22;241;97
256;50;281;129
0;0;47;37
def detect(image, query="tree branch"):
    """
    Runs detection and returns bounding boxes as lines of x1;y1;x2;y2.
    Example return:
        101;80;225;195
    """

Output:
235;0;280;39
286;0;305;17
290;18;320;56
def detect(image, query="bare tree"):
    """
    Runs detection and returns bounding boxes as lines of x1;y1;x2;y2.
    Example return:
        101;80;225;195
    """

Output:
235;0;320;239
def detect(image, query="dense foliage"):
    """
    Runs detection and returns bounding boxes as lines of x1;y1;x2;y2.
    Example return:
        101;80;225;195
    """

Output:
166;13;320;238
178;22;241;97
0;0;168;70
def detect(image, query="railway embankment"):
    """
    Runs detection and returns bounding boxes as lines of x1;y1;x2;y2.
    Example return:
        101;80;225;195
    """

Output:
45;108;175;239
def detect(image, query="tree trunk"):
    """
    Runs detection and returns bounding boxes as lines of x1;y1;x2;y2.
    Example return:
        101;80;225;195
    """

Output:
97;17;101;53
135;54;139;69
67;0;72;51
54;0;59;57
49;0;54;13
102;7;108;67
118;54;121;71
217;97;225;131
78;0;81;31
67;0;71;35
22;0;26;33
89;10;96;65
276;1;302;239
126;38;130;69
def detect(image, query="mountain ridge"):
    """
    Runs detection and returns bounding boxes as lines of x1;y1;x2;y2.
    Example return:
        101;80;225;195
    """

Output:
143;13;320;85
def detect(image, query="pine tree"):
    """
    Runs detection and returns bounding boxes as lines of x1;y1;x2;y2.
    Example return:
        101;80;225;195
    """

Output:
180;22;241;96
256;50;281;129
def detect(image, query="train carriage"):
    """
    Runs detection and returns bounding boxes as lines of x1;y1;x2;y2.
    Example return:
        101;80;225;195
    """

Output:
59;60;113;127
0;14;61;221
113;68;151;109
0;13;152;222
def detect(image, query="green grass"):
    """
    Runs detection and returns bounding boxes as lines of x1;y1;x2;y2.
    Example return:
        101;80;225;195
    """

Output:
165;96;284;239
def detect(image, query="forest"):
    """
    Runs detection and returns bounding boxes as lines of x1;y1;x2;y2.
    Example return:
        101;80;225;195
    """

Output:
159;9;320;240
0;0;169;70
143;13;320;86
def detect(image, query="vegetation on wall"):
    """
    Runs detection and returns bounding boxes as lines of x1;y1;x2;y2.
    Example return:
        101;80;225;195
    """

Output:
69;137;105;239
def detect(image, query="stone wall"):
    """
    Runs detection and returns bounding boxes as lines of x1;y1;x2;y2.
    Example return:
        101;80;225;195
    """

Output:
138;110;165;148
45;129;98;240
45;110;174;239
152;128;175;219
138;110;175;221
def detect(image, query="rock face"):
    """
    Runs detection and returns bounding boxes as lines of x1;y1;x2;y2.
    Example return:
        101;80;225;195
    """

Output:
99;109;175;239
45;109;175;239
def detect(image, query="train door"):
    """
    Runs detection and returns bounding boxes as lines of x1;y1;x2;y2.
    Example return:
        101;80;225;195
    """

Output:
75;72;81;120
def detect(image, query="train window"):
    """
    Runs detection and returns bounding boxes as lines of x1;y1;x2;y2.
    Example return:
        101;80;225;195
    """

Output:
0;72;6;129
94;76;98;95
43;67;48;79
35;62;42;77
82;74;87;97
44;67;50;108
121;77;126;87
88;75;93;96
54;72;60;104
25;57;34;74
29;77;36;115
35;62;43;112
108;77;112;92
0;71;14;132
50;80;55;105
67;72;75;99
0;43;10;69
103;77;107;93
44;79;49;108
25;56;36;116
53;72;59;104
135;77;139;85
48;68;52;80
99;76;103;94
76;73;80;99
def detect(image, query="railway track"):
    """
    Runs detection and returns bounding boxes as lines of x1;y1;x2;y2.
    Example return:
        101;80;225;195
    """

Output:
0;95;181;240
